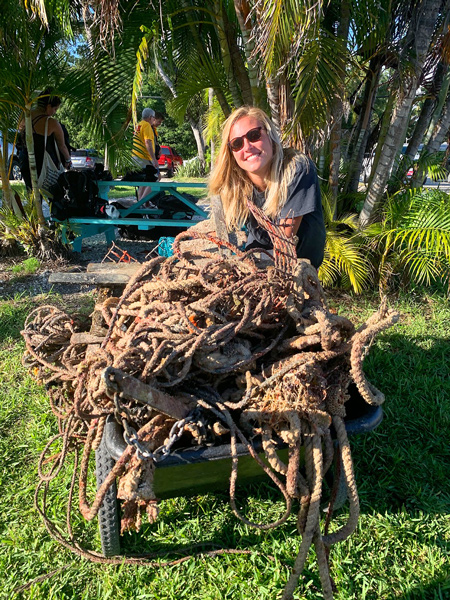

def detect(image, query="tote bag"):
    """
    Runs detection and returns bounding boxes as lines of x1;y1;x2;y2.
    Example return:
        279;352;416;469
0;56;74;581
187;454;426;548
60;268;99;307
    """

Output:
37;118;65;193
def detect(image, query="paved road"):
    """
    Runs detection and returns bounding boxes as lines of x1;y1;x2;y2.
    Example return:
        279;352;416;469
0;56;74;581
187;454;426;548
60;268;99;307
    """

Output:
359;179;450;193
424;179;450;192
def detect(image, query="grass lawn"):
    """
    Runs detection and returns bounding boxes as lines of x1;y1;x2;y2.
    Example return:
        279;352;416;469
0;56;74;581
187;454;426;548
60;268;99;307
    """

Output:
0;288;449;599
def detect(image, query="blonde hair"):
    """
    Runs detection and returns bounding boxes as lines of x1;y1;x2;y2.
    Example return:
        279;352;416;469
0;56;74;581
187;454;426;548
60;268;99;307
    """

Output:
209;106;306;230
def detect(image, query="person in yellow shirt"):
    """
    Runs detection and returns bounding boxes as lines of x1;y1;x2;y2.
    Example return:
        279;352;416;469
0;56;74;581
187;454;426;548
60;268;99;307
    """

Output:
132;107;161;201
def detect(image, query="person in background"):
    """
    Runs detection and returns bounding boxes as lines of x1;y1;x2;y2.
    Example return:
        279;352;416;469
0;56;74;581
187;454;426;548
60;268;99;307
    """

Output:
209;106;326;270
19;88;72;192
132;107;161;202
152;111;164;160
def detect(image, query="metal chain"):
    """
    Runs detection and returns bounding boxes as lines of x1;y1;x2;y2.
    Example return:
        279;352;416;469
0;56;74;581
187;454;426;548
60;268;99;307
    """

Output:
113;393;206;462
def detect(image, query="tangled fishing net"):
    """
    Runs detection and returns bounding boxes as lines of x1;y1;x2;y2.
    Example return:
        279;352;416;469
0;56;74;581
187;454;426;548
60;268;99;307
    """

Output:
22;206;399;599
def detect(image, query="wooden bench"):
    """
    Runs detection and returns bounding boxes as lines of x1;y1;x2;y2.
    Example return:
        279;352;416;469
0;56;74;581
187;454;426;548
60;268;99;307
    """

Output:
56;180;208;251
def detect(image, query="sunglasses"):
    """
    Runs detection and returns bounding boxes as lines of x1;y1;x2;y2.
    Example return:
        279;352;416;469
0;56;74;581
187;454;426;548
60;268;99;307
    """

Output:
228;126;264;152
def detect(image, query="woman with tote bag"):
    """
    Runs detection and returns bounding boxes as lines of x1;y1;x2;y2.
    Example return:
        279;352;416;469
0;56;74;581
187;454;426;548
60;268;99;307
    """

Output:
19;89;72;198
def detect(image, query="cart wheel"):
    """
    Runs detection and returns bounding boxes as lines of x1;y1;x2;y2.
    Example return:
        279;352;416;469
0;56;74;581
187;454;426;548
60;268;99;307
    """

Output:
95;434;121;556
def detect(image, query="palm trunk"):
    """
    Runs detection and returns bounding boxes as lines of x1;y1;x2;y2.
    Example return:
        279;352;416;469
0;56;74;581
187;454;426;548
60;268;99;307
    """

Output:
24;105;45;225
328;0;351;202
214;1;243;108
209;88;215;171
0;134;13;210
266;76;281;135
345;60;381;193
365;92;395;190
424;69;450;145
395;65;449;185
233;0;262;107
359;0;443;226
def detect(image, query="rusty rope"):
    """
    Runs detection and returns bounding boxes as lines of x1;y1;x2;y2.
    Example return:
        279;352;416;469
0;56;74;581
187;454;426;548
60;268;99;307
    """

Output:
22;228;399;599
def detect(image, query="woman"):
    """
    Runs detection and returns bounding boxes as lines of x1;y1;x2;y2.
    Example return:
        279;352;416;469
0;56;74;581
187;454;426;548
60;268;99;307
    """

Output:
209;106;326;269
19;89;72;191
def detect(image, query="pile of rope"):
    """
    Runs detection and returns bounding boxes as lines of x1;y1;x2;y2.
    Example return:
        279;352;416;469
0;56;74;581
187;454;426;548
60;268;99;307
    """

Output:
22;219;399;599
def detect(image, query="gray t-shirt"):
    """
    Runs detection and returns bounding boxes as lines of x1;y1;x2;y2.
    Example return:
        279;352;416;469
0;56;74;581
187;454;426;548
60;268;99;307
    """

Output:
245;157;326;268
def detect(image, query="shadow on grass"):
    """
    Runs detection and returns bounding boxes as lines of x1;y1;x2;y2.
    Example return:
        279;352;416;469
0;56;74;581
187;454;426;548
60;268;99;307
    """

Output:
352;332;450;516
396;576;450;600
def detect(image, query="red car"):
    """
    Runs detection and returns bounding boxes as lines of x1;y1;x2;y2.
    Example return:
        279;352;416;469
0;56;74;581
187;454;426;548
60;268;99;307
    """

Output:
158;145;183;177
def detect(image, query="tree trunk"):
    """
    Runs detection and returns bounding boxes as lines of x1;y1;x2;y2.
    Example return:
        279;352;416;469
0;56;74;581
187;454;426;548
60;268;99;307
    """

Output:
24;105;45;225
328;0;351;202
366;92;395;190
187;116;206;167
395;64;449;184
214;0;244;108
0;131;13;210
266;76;281;135
345;59;381;194
359;0;443;226
424;69;450;145
220;3;253;105
209;88;215;171
233;0;264;107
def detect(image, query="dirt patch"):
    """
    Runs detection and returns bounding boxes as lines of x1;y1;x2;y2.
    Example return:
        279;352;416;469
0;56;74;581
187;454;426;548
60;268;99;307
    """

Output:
0;236;159;301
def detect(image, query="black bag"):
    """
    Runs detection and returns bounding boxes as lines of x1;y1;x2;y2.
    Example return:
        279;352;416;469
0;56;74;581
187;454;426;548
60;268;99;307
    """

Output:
122;164;158;183
49;170;106;221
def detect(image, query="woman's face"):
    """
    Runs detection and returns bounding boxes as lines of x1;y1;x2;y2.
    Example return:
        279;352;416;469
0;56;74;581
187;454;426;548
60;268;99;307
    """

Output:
228;116;273;187
46;104;59;116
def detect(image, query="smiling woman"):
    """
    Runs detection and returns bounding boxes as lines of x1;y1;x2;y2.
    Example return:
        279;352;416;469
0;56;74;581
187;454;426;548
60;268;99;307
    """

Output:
209;106;326;269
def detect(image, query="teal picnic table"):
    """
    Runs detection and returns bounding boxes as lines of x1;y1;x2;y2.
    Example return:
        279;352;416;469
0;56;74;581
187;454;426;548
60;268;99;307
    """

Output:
58;180;208;252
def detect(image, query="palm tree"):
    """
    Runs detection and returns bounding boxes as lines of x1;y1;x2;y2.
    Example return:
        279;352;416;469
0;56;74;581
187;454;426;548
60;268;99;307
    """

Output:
359;0;448;226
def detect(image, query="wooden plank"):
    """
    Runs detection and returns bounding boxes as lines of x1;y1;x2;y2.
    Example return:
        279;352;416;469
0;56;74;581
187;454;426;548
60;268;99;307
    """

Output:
48;272;132;285
86;263;142;275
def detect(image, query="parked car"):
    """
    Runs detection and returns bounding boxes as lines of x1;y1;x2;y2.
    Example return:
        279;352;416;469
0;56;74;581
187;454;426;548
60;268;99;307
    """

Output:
71;149;104;170
0;135;22;180
158;145;183;177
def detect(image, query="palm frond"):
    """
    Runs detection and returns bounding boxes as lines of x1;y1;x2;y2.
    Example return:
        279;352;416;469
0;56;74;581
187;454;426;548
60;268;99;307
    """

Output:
321;229;371;293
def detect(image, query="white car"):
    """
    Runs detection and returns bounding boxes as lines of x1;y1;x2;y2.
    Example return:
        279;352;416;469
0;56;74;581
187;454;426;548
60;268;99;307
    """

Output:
71;149;103;170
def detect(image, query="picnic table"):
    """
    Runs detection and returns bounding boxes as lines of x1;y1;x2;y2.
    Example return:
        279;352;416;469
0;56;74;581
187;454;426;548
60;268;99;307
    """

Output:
58;180;208;251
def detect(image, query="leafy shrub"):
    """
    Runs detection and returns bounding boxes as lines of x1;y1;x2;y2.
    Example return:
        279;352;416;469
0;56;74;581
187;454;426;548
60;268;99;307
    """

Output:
363;188;450;290
176;157;205;178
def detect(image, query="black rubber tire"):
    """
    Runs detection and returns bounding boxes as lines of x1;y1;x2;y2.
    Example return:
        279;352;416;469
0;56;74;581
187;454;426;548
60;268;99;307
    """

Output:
166;167;173;178
95;434;121;556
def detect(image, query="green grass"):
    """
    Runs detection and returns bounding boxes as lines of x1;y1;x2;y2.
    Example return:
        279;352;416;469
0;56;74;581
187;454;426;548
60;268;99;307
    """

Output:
10;257;41;275
0;291;449;599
